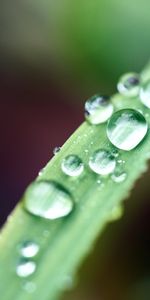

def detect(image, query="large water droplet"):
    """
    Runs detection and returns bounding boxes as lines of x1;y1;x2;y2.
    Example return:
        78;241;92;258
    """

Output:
117;73;140;97
107;109;148;151
16;259;36;278
61;155;84;177
19;241;39;258
85;95;114;125
89;149;116;175
140;79;150;108
24;181;74;220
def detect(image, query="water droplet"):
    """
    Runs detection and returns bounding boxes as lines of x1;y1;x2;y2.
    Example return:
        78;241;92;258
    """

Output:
140;79;150;108
24;181;74;220
108;205;124;222
111;171;127;183
58;274;74;291
16;259;36;278
61;155;84;177
111;149;119;157
53;146;61;155
107;109;148;151
145;113;149;118
97;179;101;184
89;149;116;175
19;241;39;258
22;281;36;293
117;72;140;97
117;159;125;164
84;149;89;154
85;95;114;125
38;167;46;177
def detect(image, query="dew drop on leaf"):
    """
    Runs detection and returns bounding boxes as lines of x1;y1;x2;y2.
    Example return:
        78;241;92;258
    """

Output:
89;149;116;175
22;281;36;293
16;259;36;278
97;179;101;184
107;109;148;151
117;72;140;97
24;181;74;220
19;241;39;258
140;79;150;108
85;95;114;125
58;274;75;291
53;146;61;155
111;171;127;183
111;149;119;158
108;205;124;222
61;155;84;177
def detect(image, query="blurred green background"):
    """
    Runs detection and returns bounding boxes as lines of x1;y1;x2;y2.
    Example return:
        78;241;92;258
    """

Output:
1;0;150;299
1;0;150;95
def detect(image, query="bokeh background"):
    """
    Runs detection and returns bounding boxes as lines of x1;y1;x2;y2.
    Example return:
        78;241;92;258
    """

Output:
1;1;150;299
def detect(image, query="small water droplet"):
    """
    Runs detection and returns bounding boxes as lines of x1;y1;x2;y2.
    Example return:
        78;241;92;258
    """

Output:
84;149;89;154
108;205;124;222
89;149;116;175
22;281;36;293
38;167;46;177
117;159;125;164
145;113;149;118
61;155;84;177
53;147;61;155
111;149;119;158
16;259;36;278
85;95;114;125
111;171;127;183
107;109;148;151
19;241;39;258
117;72;140;97
97;179;101;184
140;79;150;108
24;181;74;220
58;274;74;291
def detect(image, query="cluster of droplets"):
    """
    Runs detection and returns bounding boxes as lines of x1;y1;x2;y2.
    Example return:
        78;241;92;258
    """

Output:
23;71;150;223
16;241;39;279
19;70;150;285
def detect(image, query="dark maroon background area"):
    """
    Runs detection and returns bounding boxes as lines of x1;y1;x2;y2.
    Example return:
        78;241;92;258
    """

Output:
0;76;83;226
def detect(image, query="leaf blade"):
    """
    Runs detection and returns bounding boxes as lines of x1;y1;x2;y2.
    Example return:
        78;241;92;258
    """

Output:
0;65;150;300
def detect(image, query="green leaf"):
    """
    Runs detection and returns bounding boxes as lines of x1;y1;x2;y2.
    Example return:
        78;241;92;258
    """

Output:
0;63;150;300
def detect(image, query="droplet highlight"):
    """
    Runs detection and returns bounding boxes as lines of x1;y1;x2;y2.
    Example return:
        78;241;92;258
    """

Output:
61;155;84;177
24;181;74;220
140;79;150;108
107;109;148;151
117;72;140;97
85;95;114;125
16;259;36;278
19;241;39;258
89;149;116;175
